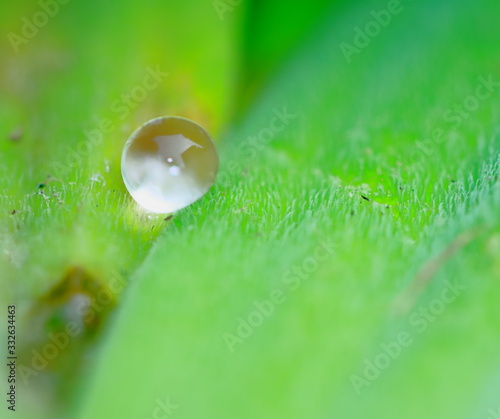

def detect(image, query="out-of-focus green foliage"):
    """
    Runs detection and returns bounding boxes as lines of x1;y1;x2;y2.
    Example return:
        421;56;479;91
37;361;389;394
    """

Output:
236;0;339;113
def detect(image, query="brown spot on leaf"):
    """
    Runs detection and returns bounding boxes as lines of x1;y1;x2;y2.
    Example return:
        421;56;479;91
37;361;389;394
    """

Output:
392;228;484;315
8;128;22;142
37;266;116;334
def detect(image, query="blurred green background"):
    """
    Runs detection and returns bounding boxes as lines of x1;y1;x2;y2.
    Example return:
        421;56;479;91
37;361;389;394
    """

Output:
1;0;500;418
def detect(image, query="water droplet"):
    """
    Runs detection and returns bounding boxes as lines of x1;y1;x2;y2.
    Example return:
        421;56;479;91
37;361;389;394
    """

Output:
121;116;218;213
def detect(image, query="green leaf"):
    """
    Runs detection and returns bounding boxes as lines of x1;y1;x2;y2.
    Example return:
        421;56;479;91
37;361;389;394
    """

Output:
72;0;500;418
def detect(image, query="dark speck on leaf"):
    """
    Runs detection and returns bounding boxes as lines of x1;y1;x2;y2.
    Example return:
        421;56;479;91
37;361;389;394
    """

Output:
10;210;17;215
38;183;46;189
164;215;173;221
8;128;23;142
361;195;370;201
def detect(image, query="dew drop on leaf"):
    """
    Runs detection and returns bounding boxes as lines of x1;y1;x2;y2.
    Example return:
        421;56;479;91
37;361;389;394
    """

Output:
121;116;219;213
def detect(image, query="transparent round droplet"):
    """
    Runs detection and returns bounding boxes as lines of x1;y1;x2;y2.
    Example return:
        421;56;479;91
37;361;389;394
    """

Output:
121;116;218;213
